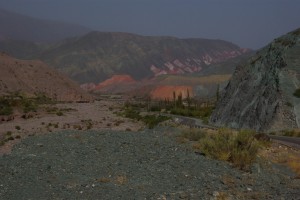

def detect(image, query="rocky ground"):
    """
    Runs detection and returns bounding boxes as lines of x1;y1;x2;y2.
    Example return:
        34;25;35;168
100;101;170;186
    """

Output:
0;101;299;199
0;100;143;155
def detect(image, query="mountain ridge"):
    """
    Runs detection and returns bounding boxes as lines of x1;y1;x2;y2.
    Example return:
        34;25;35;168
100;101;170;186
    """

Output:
35;31;251;84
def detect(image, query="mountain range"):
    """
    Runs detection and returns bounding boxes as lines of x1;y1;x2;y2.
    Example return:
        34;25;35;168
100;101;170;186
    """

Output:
0;9;252;100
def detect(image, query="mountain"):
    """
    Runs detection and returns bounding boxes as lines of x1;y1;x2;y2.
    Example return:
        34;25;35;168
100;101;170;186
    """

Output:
210;28;300;132
0;9;91;43
0;52;93;102
35;31;251;84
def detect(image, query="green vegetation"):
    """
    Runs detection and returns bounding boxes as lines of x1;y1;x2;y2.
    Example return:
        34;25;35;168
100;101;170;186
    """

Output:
0;92;55;116
192;128;260;171
0;131;17;146
282;129;300;137
119;106;170;129
170;106;214;124
15;126;21;130
0;97;13;115
141;115;170;129
293;88;300;98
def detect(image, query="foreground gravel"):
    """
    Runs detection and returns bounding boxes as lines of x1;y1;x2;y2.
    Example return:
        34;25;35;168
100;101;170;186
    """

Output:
0;127;299;199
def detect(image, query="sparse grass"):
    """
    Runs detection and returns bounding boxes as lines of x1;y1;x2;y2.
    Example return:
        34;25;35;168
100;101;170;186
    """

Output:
97;178;111;183
179;128;206;142
193;128;260;170
114;175;128;185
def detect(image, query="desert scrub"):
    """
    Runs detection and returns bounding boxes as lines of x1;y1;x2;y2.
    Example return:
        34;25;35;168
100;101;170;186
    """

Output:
195;129;260;170
0;97;13;115
178;128;206;142
282;129;300;137
141;115;170;129
293;88;300;98
56;111;63;116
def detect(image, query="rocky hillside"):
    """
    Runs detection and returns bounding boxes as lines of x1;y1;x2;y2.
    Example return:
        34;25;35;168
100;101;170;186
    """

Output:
0;9;90;43
34;31;250;84
0;27;251;85
210;28;300;132
0;52;92;102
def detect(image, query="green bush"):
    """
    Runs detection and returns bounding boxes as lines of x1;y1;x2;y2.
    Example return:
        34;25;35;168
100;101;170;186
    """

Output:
141;115;170;129
197;129;259;170
0;98;13;115
22;99;37;113
122;107;141;120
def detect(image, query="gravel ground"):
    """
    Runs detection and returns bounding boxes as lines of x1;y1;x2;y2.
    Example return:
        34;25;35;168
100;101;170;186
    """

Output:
0;127;299;200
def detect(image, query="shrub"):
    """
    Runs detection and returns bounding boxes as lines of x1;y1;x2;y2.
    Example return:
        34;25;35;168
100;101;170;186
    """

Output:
15;125;21;130
282;129;300;137
6;131;12;136
196;129;260;170
141;115;170;129
0;105;13;115
293;88;300;98
56;111;63;116
180;129;206;141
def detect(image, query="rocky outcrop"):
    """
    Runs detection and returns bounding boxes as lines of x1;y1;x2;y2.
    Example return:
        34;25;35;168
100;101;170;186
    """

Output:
210;28;300;132
0;52;93;102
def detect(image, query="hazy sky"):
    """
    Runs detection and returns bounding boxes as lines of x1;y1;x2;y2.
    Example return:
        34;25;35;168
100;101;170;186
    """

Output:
0;0;299;49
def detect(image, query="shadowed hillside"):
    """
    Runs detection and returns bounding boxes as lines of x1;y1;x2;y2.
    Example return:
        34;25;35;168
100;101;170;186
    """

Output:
0;52;92;102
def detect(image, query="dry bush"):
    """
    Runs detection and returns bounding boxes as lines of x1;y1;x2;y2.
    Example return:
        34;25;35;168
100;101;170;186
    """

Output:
179;128;206;142
197;128;260;170
114;175;128;185
97;177;111;183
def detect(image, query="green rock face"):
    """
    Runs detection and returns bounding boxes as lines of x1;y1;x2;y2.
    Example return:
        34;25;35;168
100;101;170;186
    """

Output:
210;28;300;132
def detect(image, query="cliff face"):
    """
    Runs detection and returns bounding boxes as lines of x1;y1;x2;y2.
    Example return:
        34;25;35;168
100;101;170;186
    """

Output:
210;28;300;132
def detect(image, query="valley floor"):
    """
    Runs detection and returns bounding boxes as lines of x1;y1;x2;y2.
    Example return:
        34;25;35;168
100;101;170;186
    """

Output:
0;100;143;155
0;100;299;199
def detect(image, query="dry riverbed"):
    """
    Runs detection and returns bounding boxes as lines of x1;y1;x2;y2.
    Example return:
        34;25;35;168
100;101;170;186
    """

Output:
0;100;143;155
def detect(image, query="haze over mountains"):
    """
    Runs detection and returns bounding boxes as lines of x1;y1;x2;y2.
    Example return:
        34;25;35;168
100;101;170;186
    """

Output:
0;9;253;99
0;9;90;43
